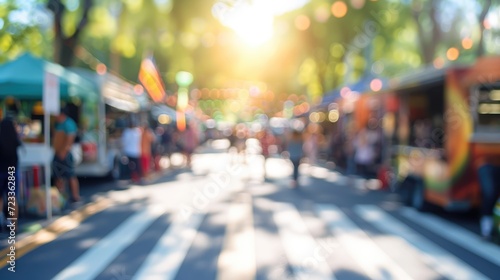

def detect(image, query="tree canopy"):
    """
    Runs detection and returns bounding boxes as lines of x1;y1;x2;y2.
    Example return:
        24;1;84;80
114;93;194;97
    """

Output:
1;0;499;118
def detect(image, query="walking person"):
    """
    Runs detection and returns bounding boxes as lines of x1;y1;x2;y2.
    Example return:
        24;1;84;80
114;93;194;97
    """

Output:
353;126;376;178
121;120;142;183
286;125;305;188
0;115;21;231
140;122;155;179
477;160;500;240
182;124;198;167
52;107;81;204
258;129;274;178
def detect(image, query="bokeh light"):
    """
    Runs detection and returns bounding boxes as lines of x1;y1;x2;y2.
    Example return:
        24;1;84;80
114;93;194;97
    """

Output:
370;79;383;92
350;0;366;9
328;110;339;122
461;37;473;50
433;57;445;69
133;84;144;95
314;5;330;23
96;63;107;75
295;15;311;31
331;1;348;18
446;47;459;61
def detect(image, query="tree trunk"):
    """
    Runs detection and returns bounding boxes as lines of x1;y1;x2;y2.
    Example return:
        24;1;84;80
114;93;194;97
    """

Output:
47;0;93;66
412;1;441;65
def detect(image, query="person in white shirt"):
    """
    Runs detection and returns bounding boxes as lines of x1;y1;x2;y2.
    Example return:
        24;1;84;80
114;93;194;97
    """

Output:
121;121;142;182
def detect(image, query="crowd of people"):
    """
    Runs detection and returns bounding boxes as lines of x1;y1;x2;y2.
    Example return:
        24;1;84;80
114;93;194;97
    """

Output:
120;120;200;183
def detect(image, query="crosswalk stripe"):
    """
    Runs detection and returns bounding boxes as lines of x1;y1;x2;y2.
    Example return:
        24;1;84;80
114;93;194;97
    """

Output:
315;204;413;280
355;205;489;280
273;202;335;280
217;193;256;280
400;207;500;266
132;212;206;280
52;204;166;280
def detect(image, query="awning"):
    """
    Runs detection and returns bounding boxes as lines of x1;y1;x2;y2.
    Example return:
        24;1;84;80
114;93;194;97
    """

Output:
68;67;150;112
0;53;97;101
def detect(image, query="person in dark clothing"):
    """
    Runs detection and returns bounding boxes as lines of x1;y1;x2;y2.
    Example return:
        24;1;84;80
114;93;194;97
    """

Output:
0;116;22;230
286;126;305;188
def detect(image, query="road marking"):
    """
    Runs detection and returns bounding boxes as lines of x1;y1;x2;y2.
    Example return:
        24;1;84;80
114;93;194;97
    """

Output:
400;207;500;266
132;212;206;280
273;202;334;280
217;193;256;280
315;204;413;280
52;204;166;280
0;197;113;270
355;205;489;280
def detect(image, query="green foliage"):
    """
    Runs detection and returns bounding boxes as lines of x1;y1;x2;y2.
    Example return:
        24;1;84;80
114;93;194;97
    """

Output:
0;0;53;63
2;0;500;111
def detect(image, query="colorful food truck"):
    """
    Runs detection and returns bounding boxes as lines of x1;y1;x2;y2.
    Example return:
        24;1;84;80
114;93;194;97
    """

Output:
327;57;500;216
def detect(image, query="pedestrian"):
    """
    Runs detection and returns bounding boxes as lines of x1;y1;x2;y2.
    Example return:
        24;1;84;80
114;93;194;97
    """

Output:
304;123;320;166
286;123;305;188
121;120;142;183
477;159;500;240
140;122;155;178
52;106;81;204
182;124;198;166
353;126;376;178
258;129;274;178
0;115;21;231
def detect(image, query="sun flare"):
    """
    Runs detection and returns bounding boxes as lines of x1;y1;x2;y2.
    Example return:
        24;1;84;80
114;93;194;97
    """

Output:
218;4;275;46
232;13;274;46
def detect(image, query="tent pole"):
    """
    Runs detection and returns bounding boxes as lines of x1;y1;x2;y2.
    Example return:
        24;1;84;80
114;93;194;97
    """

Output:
44;110;52;220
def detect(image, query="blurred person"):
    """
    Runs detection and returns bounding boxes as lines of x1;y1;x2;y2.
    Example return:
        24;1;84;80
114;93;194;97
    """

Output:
153;126;164;172
182;124;198;166
52;107;81;203
141;122;155;178
286;124;305;188
229;124;247;164
477;159;500;240
121;120;142;183
162;126;173;156
257;129;275;177
303;123;322;166
0;115;21;231
353;126;376;178
344;131;357;176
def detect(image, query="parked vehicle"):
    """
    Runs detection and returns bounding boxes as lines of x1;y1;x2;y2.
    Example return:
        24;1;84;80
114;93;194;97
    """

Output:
323;57;500;213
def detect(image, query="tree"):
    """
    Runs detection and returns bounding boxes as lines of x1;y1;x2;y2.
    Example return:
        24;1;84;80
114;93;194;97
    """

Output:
47;0;93;66
476;0;492;56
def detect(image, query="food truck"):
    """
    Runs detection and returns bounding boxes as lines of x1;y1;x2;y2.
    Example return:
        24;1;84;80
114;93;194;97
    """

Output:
68;68;150;179
325;57;500;215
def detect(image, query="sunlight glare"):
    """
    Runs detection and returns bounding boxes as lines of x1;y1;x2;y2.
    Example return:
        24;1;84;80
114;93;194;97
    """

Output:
225;5;274;46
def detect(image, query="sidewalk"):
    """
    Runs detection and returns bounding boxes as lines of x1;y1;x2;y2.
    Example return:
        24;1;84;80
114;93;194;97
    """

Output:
0;166;173;251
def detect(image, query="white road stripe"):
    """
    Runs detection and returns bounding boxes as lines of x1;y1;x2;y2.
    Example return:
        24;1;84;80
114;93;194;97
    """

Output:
132;212;205;280
315;204;413;280
217;194;256;280
53;204;166;280
355;205;489;280
273;202;335;280
400;207;500;266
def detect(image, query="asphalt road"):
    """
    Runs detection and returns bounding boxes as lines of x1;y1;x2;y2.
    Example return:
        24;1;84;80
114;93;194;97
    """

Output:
1;140;499;280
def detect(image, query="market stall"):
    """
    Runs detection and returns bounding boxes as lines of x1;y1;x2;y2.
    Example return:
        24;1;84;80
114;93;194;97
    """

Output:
0;53;98;218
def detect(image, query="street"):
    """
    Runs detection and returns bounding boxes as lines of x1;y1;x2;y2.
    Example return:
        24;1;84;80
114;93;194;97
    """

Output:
1;140;499;280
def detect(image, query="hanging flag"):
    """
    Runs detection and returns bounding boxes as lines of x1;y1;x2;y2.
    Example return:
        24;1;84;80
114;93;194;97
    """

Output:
138;56;166;103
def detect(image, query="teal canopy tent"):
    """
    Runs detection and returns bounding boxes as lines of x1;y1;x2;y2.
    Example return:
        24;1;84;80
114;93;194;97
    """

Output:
0;53;97;101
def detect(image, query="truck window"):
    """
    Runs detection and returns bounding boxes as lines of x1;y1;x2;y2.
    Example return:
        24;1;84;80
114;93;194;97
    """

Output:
475;85;500;133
